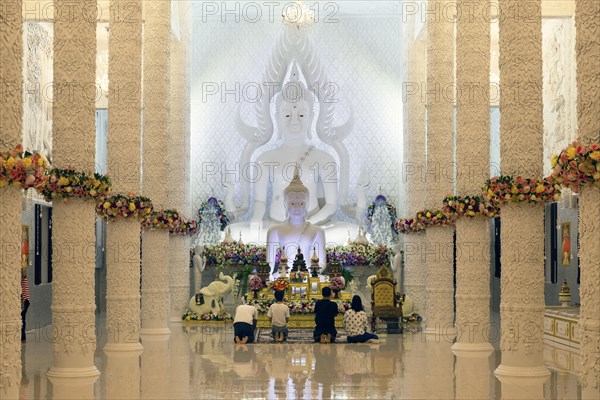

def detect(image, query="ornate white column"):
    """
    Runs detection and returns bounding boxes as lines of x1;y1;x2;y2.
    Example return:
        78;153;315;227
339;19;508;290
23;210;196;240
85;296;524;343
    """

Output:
452;0;493;355
575;1;600;398
494;0;550;394
425;0;456;337
403;38;428;315
46;0;99;393
0;1;23;397
104;0;144;356
168;8;191;324
140;0;171;337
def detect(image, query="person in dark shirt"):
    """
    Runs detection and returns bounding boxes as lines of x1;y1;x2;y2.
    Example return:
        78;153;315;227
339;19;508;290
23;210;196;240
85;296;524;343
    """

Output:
313;286;338;343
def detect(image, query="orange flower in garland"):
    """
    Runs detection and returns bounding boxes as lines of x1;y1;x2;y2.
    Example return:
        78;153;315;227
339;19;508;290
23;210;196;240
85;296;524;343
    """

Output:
269;278;289;292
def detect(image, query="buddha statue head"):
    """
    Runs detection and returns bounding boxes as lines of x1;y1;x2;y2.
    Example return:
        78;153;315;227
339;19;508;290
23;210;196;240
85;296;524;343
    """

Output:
275;63;315;142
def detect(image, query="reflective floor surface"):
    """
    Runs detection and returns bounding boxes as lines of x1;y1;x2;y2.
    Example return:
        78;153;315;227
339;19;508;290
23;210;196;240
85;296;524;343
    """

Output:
18;319;583;399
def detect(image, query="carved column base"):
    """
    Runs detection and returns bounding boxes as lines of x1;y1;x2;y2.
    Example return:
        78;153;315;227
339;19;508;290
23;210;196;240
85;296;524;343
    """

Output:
169;234;191;324
451;341;494;353
46;367;99;400
103;342;144;354
494;365;550;400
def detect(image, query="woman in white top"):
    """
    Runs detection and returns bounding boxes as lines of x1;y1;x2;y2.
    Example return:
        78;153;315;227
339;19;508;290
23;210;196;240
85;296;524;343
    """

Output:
343;295;379;343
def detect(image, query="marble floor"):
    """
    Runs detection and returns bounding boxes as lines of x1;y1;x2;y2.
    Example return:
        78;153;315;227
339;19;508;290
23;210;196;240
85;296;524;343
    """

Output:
17;319;584;400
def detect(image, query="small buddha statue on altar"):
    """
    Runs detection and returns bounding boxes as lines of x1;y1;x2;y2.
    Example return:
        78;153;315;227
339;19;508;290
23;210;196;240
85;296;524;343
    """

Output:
292;249;308;273
291;249;308;282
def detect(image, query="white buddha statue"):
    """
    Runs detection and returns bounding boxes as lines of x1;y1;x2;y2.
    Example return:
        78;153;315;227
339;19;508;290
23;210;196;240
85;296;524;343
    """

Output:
249;76;337;234
266;168;326;277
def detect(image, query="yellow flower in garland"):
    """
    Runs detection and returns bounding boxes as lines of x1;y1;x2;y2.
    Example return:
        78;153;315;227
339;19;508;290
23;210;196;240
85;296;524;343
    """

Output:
103;201;111;209
58;176;70;186
37;157;45;167
5;156;15;168
590;151;600;161
566;146;577;159
551;154;559;167
535;184;545;193
23;157;32;168
129;202;136;211
426;212;431;218
511;185;519;194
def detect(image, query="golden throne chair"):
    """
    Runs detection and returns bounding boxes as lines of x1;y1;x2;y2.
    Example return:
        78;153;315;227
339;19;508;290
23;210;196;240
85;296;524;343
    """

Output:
370;266;403;333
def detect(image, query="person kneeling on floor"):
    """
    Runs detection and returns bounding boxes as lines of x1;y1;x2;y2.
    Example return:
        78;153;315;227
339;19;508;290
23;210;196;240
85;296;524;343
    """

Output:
344;295;379;343
233;296;258;344
313;286;338;343
268;290;290;342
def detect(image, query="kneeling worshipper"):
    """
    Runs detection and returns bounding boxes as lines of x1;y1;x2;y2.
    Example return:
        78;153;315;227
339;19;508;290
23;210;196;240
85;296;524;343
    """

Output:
233;297;258;344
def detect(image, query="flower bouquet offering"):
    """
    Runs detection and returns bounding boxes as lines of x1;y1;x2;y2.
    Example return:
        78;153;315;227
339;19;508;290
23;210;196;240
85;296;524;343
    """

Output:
552;141;600;192
141;209;182;231
249;275;264;291
0;144;48;189
366;194;399;234
329;275;345;291
42;167;111;201
483;175;561;205
96;193;153;220
270;278;289;292
197;197;230;231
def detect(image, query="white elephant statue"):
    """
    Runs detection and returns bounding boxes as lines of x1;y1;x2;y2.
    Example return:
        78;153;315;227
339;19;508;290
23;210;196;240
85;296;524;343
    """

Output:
188;272;234;316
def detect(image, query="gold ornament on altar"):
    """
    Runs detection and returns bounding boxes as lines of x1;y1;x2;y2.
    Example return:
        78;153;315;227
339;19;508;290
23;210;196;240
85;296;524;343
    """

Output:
559;278;571;307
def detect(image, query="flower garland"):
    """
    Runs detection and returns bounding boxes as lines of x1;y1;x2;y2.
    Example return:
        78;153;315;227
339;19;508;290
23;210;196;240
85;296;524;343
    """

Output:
483;175;561;205
443;195;499;218
551;141;600;192
326;244;393;267
197;197;230;231
366;194;399;234
248;275;264;291
40;167;111;201
170;217;199;236
396;218;425;234
416;209;455;227
0;145;48;189
96;193;153;220
141;209;182;231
